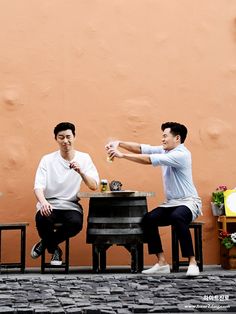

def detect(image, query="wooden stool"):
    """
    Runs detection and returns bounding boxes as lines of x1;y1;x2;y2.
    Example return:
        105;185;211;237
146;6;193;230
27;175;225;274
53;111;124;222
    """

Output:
171;221;204;272
0;223;29;273
41;223;70;274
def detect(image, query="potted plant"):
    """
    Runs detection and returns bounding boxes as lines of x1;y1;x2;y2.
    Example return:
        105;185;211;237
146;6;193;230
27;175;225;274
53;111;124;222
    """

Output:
219;231;236;269
211;185;227;216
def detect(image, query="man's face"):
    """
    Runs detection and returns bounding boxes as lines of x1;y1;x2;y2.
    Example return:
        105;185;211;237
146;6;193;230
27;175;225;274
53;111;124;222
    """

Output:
161;128;180;151
56;129;75;152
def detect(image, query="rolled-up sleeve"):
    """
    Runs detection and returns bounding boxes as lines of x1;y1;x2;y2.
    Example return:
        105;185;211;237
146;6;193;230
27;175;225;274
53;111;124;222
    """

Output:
150;151;187;168
141;144;163;154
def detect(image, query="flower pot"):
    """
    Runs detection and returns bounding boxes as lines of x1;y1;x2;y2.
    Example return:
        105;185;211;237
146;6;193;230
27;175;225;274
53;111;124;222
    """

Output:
211;202;225;216
220;245;236;269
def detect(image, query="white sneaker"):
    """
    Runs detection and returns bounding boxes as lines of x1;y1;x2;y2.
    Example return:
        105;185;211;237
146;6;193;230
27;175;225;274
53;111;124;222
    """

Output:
186;264;199;277
142;263;170;274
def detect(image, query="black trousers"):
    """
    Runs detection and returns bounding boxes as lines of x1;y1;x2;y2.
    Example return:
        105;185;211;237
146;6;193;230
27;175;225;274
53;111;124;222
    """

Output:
35;209;83;254
142;205;194;258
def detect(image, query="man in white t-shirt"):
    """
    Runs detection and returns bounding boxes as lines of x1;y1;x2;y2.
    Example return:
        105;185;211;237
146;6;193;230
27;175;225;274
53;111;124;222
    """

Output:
31;122;99;265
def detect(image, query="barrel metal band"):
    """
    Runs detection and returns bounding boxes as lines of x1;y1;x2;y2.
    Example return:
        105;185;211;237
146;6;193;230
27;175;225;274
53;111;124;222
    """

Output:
88;217;142;223
87;228;143;235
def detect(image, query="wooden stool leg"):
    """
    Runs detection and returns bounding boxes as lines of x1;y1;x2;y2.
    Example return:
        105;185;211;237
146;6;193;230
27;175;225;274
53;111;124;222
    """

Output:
194;226;203;271
137;243;144;272
0;229;2;271
20;226;26;273
92;244;99;273
41;250;46;274
0;230;2;273
65;238;70;274
130;244;139;273
100;247;107;272
199;226;203;271
171;226;179;272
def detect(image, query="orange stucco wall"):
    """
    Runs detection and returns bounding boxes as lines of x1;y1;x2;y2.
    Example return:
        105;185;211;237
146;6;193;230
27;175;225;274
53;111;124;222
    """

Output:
1;0;236;268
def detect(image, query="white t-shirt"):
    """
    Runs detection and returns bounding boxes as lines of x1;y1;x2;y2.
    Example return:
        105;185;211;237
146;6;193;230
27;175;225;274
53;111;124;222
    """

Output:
34;150;99;213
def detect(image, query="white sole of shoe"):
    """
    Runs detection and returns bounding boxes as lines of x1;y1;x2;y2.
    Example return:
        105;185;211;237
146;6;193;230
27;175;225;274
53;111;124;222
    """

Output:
142;267;170;275
186;272;199;277
50;261;63;266
142;270;170;275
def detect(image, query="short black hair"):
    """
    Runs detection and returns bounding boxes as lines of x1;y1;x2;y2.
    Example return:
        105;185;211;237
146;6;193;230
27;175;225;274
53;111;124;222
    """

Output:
161;122;187;143
54;122;76;139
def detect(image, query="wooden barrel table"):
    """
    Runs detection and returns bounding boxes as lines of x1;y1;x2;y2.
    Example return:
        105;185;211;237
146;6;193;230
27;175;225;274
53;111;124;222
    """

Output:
78;191;154;273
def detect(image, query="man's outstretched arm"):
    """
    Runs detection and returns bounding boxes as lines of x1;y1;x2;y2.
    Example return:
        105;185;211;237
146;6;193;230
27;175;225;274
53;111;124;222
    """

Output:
106;145;151;165
105;140;142;154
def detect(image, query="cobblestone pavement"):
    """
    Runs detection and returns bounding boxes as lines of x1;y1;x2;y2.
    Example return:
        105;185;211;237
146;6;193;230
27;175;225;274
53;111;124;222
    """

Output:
0;266;235;313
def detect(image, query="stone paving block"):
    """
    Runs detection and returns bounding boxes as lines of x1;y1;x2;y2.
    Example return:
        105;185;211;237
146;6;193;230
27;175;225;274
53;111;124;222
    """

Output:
152;298;169;306
128;304;152;313
96;306;116;314
96;287;111;295
79;285;94;291
136;285;149;291
90;296;106;301
74;301;91;307
161;305;179;312
58;297;76;306
106;302;123;308
34;309;52;314
0;307;14;313
65;308;82;314
110;287;125;294
138;298;154;305
83;307;101;314
45;302;61;308
104;296;121;303
50;308;65;314
0;294;14;301
117;309;132;314
149;306;167;313
207;276;222;281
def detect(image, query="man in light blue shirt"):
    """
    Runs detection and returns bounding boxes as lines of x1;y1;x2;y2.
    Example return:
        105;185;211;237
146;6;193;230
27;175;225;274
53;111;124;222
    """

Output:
106;122;202;276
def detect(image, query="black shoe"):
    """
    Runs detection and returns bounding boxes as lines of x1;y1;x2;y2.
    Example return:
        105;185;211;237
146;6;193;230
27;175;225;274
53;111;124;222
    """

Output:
50;247;62;266
31;241;44;259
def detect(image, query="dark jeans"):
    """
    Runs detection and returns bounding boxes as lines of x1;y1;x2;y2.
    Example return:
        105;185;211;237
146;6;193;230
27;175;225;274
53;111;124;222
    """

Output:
142;205;194;258
35;208;83;254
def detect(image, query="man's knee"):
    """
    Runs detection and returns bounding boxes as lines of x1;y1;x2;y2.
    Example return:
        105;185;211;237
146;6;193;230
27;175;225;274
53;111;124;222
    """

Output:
66;218;83;237
35;211;52;228
142;212;153;228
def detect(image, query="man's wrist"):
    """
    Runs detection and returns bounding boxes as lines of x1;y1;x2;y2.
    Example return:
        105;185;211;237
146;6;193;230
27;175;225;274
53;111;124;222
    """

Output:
80;172;86;179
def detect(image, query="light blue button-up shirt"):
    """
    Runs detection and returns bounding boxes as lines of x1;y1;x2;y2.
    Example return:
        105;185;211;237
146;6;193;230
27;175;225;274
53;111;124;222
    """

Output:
141;143;202;220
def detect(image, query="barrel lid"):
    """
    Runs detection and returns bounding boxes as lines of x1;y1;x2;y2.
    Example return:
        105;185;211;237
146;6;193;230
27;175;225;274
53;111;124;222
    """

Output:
77;191;155;198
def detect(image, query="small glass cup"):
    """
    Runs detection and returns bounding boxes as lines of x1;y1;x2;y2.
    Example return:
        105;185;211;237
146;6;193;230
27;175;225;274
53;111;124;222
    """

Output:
100;179;108;192
106;156;113;163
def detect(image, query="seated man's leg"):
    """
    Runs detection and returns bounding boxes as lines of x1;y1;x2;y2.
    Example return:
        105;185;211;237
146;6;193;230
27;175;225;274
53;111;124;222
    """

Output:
33;209;83;266
169;205;200;276
35;210;59;254
142;207;171;255
53;209;83;246
169;205;194;258
142;207;172;274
